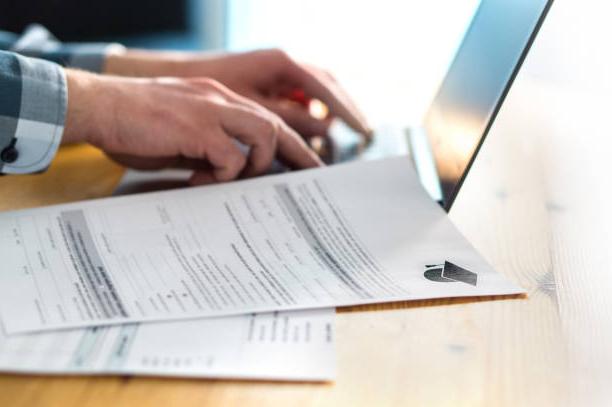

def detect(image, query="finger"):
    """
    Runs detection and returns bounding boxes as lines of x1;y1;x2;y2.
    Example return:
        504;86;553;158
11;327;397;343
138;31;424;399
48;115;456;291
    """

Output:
107;151;222;173
285;62;372;138
189;170;217;186
259;98;333;138
207;83;323;172
187;130;247;182
218;104;277;177
275;120;324;170
198;83;278;177
302;64;365;117
208;136;247;182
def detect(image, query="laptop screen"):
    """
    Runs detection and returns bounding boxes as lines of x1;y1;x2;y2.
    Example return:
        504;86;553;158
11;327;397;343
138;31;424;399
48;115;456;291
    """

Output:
424;0;552;210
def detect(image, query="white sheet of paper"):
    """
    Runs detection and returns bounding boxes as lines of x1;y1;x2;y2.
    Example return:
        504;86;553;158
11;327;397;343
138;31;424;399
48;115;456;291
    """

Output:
0;156;524;334
0;308;335;381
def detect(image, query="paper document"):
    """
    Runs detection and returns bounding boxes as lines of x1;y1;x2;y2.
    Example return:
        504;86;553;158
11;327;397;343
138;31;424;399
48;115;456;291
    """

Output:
0;156;524;334
0;308;334;381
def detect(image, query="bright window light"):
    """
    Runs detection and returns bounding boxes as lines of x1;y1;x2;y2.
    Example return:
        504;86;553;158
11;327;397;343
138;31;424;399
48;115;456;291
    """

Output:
226;0;479;125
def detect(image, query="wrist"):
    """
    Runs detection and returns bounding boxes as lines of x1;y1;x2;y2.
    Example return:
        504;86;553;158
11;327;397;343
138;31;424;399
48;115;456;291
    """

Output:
63;69;109;146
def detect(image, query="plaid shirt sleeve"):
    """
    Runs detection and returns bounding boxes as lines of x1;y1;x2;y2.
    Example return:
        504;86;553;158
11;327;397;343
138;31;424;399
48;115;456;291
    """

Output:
0;25;124;174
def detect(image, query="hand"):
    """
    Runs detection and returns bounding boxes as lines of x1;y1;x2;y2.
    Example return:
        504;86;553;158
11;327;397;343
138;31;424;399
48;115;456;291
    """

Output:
105;49;372;141
62;69;322;185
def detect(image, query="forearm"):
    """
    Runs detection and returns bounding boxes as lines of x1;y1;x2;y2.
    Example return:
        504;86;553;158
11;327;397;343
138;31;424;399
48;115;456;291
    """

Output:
104;49;200;77
104;48;371;138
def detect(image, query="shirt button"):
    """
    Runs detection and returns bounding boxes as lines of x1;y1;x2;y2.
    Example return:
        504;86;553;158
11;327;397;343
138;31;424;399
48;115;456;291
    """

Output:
1;146;19;164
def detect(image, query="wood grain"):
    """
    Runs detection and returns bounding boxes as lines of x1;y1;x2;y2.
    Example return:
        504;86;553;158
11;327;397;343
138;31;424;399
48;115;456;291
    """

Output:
0;144;124;212
0;82;587;407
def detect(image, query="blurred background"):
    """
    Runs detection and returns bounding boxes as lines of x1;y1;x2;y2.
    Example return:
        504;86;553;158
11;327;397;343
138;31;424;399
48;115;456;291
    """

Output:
0;0;479;126
0;1;600;127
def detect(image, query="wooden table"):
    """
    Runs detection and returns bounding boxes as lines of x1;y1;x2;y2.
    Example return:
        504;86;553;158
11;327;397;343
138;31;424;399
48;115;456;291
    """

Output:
1;77;610;406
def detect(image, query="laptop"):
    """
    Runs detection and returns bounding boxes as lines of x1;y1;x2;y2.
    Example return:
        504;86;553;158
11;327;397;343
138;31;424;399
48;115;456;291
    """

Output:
115;0;554;206
323;0;553;211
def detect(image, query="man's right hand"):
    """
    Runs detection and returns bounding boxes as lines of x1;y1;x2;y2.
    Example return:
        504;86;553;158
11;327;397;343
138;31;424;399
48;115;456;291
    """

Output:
62;69;323;185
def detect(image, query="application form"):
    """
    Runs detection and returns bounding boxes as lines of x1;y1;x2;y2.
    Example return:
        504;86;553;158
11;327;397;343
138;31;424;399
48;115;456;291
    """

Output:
0;308;334;381
0;157;524;334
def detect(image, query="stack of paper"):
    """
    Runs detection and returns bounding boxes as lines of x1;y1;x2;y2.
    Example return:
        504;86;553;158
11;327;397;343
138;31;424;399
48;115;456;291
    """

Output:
0;157;523;381
0;309;335;381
